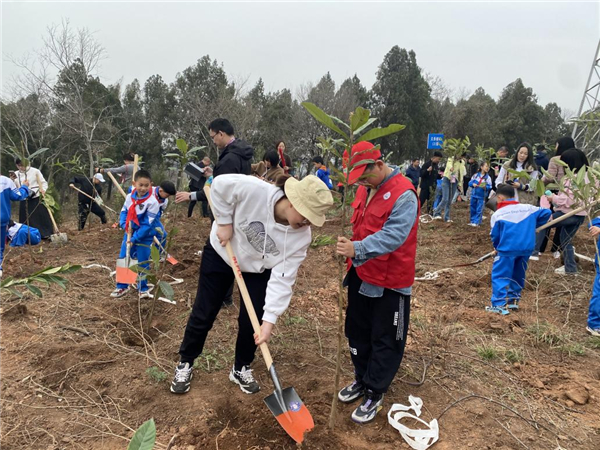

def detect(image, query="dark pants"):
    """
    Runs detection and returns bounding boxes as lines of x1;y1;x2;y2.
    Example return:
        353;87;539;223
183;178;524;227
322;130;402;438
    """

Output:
19;196;54;239
535;212;585;273
345;267;411;394
419;183;434;212
78;200;107;230
539;227;562;254
188;199;209;218
179;242;271;370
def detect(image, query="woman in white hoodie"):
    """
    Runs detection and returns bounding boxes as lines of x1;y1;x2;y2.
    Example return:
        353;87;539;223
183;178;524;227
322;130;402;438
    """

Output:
171;173;333;395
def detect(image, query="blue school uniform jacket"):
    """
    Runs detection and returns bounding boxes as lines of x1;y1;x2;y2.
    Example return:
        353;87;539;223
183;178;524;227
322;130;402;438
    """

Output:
490;200;551;256
1;176;29;225
468;173;492;198
119;190;160;244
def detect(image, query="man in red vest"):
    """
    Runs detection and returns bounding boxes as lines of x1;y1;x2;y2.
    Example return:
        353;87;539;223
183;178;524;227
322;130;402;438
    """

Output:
336;141;419;424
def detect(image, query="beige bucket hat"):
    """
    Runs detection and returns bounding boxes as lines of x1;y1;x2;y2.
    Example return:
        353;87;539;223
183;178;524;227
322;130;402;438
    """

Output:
285;175;334;227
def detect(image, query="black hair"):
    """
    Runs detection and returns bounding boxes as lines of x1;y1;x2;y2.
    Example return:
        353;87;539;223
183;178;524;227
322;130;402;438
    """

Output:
312;156;324;165
556;136;575;157
498;146;509;153
123;152;135;162
536;144;546;152
14;158;22;165
412;158;420;163
208;118;234;136
561;148;589;172
160;180;176;196
8;219;15;228
509;142;537;170
433;151;443;158
496;183;516;198
134;169;152;181
275;140;286;150
264;150;280;167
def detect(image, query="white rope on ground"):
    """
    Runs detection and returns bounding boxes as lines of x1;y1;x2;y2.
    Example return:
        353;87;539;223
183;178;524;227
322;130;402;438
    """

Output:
414;268;453;281
419;214;434;224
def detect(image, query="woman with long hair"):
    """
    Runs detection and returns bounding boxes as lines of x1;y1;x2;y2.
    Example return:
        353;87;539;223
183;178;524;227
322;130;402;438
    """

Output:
496;142;538;205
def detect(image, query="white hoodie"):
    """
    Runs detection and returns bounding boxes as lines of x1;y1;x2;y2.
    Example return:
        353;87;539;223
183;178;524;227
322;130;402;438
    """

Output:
210;174;312;324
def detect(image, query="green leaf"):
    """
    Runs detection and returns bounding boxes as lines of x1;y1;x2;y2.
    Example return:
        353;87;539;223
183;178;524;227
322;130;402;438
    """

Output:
164;153;181;159
158;280;174;300
151;246;161;266
188;146;206;154
350;107;370;132
176;139;188;153
331;115;351;130
26;284;43;298
353;118;377;137
8;288;23;298
301;102;348;139
28;148;49;159
127;418;156;450
356;124;405;143
534;179;546;197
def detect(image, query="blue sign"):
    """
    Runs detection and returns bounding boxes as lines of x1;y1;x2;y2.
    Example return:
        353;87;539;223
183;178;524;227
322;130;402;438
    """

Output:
427;133;444;150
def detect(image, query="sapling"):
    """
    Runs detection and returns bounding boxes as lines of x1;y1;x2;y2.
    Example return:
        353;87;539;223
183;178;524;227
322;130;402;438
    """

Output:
301;102;404;429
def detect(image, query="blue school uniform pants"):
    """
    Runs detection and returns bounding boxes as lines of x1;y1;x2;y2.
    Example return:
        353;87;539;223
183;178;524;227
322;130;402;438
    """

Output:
116;234;152;292
490;254;529;307
589;264;600;330
470;195;485;225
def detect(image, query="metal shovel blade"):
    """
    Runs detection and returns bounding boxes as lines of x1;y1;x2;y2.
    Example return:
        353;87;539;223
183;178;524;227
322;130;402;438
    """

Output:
116;257;138;285
50;232;68;244
264;386;314;443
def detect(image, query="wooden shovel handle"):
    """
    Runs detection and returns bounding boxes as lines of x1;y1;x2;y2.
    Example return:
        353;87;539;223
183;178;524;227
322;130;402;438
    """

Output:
106;171;127;199
36;173;60;234
125;155;139;256
535;198;599;232
69;184;117;214
203;185;274;369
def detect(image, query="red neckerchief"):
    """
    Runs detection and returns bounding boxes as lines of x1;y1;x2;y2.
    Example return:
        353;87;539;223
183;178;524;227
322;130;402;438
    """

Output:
125;190;151;231
497;199;519;210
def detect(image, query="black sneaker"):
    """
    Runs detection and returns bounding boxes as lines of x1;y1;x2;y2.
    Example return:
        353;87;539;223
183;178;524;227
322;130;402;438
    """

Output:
351;389;384;424
229;365;260;394
338;380;365;403
170;362;193;394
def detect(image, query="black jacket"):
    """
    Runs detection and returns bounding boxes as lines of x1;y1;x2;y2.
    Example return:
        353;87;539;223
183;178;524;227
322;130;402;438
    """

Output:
72;176;101;203
419;160;439;187
195;138;254;201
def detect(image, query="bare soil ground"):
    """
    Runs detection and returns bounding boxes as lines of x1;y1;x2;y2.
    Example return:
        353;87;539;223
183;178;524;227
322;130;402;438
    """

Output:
1;200;599;450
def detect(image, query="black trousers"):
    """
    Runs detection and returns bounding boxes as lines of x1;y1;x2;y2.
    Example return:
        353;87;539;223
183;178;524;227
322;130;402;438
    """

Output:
78;200;107;230
179;242;271;370
188;199;210;218
419;184;434;213
19;196;54;239
345;267;411;394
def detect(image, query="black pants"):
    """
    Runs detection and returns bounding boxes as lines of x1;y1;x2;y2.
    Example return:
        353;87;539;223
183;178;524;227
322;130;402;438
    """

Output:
345;267;411;394
188;199;209;218
78;200;107;230
19;196;54;239
179;242;271;370
419;184;434;213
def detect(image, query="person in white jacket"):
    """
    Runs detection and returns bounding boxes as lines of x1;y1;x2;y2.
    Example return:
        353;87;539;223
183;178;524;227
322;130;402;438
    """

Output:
11;159;54;239
171;173;333;395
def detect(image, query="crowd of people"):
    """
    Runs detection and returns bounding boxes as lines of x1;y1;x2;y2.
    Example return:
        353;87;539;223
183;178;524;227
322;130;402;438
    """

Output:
2;121;599;426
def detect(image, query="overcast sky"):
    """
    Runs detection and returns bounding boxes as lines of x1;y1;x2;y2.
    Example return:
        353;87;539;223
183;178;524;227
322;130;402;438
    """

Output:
2;1;599;115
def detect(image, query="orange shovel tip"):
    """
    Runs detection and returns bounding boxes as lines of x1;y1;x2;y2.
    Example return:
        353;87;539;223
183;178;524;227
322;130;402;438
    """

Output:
116;267;137;285
275;403;314;444
167;255;178;265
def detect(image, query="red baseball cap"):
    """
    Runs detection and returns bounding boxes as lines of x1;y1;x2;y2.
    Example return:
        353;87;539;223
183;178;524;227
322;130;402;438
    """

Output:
348;141;381;185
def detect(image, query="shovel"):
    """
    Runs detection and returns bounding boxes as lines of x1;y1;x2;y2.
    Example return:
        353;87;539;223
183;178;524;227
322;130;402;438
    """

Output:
204;186;314;443
36;174;67;244
153;236;178;265
115;155;139;285
69;183;118;214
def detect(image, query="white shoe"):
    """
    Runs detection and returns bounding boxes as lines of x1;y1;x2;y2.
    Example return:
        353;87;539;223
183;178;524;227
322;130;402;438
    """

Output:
433;216;442;220
529;254;539;261
553;251;561;259
139;291;152;299
587;326;600;337
555;266;566;275
482;215;487;220
445;219;453;223
468;223;478;227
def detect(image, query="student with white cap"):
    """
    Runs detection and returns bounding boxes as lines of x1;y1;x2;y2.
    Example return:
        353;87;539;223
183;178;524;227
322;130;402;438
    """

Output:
171;173;334;395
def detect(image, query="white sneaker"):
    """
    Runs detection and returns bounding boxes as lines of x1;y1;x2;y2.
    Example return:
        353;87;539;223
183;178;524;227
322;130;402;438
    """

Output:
468;223;478;227
553;251;561;259
139;291;152;299
445;219;453;223
433;216;442;220
529;254;539;261
554;266;566;275
587;326;600;337
110;287;131;298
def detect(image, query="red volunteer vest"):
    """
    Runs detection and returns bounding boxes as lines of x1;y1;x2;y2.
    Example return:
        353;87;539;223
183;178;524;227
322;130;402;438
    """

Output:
349;173;419;289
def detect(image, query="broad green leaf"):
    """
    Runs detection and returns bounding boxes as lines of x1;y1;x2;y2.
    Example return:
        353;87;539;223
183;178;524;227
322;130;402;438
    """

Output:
26;284;43;298
176;139;188;153
350;107;370;132
8;288;23;298
127;418;156;450
353;118;377;136
28;148;49;159
164;153;181;159
158;281;174;300
555;159;568;167
301;102;348;139
576;167;585;186
534;179;546;197
151;246;160;266
331;115;350;130
356;124;405;143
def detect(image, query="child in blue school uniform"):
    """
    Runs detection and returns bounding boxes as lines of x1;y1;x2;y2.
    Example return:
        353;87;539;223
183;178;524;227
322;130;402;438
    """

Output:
468;162;492;226
7;220;41;247
1;175;30;277
487;184;551;314
587;219;600;336
111;169;160;299
432;169;444;211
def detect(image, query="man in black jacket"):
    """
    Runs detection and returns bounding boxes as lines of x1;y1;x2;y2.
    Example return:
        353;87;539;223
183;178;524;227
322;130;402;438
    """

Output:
71;173;107;230
418;151;442;212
